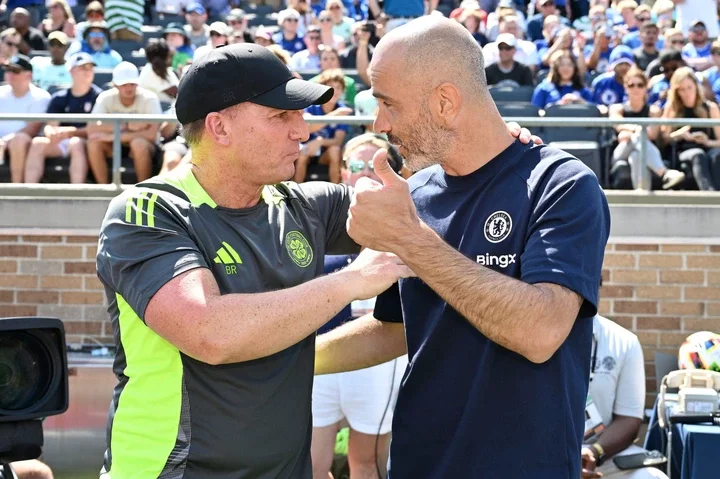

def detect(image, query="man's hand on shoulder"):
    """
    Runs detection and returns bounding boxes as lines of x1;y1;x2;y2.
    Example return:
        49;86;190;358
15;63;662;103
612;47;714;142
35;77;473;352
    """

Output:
506;122;543;145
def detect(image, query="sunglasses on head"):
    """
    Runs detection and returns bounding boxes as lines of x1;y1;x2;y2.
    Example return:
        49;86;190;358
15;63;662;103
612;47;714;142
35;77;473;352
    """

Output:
347;159;373;174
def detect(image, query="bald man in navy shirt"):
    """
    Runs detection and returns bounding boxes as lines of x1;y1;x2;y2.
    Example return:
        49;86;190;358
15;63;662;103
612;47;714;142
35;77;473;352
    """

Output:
316;16;610;479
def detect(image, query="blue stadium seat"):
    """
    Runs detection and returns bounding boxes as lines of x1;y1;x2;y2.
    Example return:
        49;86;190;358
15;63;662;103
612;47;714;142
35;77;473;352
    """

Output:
489;85;535;103
496;102;540;118
93;69;114;89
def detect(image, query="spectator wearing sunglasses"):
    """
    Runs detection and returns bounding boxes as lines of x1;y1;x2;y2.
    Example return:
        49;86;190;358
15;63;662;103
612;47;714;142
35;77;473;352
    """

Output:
0;28;21;83
675;0;719;40
291;25;323;71
327;0;355;44
193;22;230;61
183;2;210;49
75;1;104;40
620;4;652;49
295;68;352;183
225;8;254;43
65;21;122;69
682;20;713;72
317;9;345;49
274;8;306;55
645;28;685;78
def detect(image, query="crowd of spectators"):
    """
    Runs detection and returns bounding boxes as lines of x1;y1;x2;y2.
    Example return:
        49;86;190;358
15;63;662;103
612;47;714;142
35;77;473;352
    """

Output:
0;0;718;190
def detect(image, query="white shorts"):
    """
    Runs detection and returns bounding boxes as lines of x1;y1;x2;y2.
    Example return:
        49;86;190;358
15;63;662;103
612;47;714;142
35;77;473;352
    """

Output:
56;138;71;158
312;355;408;435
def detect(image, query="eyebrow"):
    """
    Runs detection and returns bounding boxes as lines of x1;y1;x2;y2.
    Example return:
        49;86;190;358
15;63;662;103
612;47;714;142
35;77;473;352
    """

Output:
372;90;392;102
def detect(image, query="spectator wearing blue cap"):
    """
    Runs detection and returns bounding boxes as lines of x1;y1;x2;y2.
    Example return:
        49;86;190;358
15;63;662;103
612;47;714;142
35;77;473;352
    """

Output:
273;8;306;55
592;45;634;106
64;21;122;69
682;20;713;72
184;2;210;49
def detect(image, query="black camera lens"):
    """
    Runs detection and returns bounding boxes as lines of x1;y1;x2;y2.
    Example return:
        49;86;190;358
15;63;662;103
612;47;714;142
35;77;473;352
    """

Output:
0;332;54;412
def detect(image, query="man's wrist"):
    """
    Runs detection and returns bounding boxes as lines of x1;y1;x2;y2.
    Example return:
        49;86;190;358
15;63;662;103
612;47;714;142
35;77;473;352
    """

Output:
590;442;605;464
394;220;435;264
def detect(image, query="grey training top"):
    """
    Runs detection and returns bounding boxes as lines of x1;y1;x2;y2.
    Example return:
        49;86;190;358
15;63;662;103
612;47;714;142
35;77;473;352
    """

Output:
96;167;358;478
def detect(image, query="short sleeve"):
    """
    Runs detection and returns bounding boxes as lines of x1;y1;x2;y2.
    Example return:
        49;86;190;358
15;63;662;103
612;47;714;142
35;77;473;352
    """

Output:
143;91;163;114
613;336;645;419
521;159;610;318
531;84;546;108
373;282;403;323
298;182;359;254
91;92;110;114
96;189;209;321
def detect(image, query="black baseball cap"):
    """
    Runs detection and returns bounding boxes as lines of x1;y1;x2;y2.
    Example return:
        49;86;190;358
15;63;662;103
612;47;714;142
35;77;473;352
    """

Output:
175;44;333;124
4;54;32;72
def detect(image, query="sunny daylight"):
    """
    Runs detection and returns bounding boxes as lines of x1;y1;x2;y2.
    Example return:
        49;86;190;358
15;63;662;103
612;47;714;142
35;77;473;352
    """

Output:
0;1;719;479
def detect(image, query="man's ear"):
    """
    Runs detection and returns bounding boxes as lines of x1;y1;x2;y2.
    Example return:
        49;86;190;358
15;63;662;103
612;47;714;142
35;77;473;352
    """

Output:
432;82;462;125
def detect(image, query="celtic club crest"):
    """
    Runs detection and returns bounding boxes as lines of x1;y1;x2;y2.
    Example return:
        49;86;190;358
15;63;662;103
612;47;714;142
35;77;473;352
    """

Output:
285;231;313;268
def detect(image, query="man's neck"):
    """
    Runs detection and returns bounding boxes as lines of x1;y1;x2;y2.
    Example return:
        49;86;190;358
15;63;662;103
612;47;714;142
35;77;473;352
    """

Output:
52;57;65;66
498;60;515;70
283;31;296;41
693;40;707;48
441;102;515;177
12;85;30;97
627;96;645;111
191;161;264;209
119;95;136;107
643;45;657;54
71;83;91;97
16;26;28;34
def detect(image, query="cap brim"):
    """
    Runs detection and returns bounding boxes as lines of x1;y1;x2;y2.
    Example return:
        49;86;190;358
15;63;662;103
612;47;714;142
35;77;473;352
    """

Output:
250;78;334;110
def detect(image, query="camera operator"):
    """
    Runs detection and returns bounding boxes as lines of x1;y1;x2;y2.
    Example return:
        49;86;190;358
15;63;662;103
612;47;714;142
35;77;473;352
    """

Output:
582;315;668;479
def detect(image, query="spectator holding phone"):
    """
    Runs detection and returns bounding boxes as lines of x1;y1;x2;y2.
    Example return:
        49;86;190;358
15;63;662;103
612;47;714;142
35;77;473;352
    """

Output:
585;24;615;73
662;67;720;191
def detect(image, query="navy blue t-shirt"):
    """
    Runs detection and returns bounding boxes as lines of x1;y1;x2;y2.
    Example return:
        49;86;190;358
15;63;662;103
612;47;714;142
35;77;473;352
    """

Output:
318;254;355;335
46;84;103;128
374;140;610;479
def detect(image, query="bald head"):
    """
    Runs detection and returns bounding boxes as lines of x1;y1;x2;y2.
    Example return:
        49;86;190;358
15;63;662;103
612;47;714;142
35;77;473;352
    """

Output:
372;16;487;101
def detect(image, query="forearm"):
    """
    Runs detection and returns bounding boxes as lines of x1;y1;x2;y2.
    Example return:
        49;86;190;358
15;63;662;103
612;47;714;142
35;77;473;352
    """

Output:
396;224;576;363
20;122;42;137
120;126;157;143
88;122;113;134
315;313;407;374
356;43;370;86
369;0;382;17
167;270;360;365
596;415;642;459
586;49;600;70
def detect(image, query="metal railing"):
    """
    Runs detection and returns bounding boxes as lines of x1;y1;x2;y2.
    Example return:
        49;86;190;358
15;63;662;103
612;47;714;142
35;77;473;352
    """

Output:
0;113;718;194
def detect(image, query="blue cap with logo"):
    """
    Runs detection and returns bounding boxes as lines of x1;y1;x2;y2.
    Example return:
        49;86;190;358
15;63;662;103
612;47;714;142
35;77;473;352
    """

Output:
609;45;635;69
186;2;206;15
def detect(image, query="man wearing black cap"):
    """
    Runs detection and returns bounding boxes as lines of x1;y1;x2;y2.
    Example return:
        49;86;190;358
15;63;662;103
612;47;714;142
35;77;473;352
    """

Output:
682;20;714;72
0;54;50;183
94;43;415;478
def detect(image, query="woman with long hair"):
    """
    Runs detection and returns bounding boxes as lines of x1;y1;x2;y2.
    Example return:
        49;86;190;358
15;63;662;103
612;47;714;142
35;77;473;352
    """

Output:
609;66;685;189
39;0;76;38
532;50;593;109
326;0;354;44
662;66;720;190
139;38;180;104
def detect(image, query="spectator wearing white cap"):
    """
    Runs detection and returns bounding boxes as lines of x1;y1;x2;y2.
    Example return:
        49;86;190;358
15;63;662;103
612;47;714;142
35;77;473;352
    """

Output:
485;33;534;87
24;52;102;184
273;8;305;55
254;26;274;48
0;54;51;182
485;0;526;42
31;30;71;91
87;62;162;183
290;25;322;71
184;2;210;49
193;21;230;60
483;15;539;72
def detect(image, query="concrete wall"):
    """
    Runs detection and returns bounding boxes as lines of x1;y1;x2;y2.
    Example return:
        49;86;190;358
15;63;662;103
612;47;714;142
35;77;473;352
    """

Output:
1;192;719;405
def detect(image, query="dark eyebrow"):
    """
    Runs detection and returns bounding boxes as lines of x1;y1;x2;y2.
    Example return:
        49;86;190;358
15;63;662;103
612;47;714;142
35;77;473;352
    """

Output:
372;90;392;102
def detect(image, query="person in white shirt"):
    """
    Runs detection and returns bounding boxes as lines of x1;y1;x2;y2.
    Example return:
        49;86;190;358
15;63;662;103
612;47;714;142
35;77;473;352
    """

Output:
193;21;229;60
31;30;72;91
675;0;719;40
290;25;322;71
483;15;539;72
0;54;51;183
87;62;162;184
139;38;179;104
582;315;669;479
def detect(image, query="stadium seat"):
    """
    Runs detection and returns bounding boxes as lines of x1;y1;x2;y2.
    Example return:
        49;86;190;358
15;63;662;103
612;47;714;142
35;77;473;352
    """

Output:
496;102;540;118
489;85;534;103
93;69;114;89
543;104;607;185
534;69;549;85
